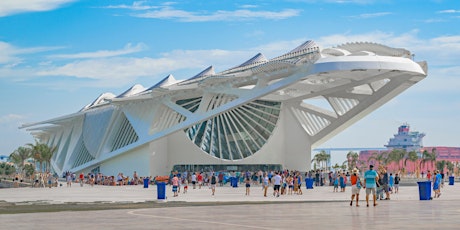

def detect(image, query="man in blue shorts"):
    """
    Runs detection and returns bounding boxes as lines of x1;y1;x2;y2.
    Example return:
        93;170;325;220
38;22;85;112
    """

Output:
364;165;379;207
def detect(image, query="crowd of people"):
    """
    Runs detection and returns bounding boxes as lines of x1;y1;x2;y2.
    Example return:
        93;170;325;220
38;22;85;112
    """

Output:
165;169;307;197
62;171;150;187
20;165;446;206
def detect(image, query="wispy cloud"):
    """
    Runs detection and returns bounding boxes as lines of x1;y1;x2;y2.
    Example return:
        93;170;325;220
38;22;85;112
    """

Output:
49;43;147;59
105;1;159;11
348;12;392;19
105;2;300;22
0;0;75;17
0;114;25;124
437;9;460;14
133;7;301;22
0;41;63;66
422;18;446;23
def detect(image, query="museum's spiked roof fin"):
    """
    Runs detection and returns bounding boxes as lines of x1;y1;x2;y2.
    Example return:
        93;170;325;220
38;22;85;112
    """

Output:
81;92;116;111
289;40;318;53
271;40;320;61
218;53;268;75
116;84;145;98
237;53;267;68
147;74;177;90
189;66;215;80
178;66;215;85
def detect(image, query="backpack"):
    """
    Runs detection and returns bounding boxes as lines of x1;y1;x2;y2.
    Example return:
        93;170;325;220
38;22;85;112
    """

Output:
211;175;216;184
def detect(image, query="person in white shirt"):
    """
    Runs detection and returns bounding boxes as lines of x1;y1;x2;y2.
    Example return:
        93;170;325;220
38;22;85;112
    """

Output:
273;171;282;197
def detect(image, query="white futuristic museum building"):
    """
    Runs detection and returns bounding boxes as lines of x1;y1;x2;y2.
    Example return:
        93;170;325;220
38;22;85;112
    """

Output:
21;41;428;177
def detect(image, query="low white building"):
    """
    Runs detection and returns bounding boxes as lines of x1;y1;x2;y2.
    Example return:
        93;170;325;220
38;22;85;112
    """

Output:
21;41;427;177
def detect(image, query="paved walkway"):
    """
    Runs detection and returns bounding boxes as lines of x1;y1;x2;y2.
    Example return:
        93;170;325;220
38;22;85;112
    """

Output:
0;182;459;229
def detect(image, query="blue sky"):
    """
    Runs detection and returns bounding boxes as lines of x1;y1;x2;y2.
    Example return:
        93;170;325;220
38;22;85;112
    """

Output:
1;0;459;159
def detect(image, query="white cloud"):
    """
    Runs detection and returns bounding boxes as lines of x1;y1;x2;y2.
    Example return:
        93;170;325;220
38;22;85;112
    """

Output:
105;1;159;11
49;43;147;59
105;2;299;22
348;12;392;19
422;18;446;23
0;114;25;124
132;6;301;22
437;9;460;14
0;42;22;65
0;41;63;66
240;5;258;9
0;0;75;17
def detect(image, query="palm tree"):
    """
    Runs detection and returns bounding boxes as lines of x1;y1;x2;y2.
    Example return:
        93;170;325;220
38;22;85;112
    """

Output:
28;141;43;172
311;150;330;171
332;163;341;172
28;142;57;172
436;160;447;173
368;151;388;168
357;160;367;175
40;143;56;172
420;149;436;173
419;150;429;172
404;150;419;177
446;161;454;175
346;151;359;171
9;146;32;174
388;149;405;172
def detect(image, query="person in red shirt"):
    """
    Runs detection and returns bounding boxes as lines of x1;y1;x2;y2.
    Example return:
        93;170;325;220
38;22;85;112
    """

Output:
350;168;362;207
79;173;84;187
197;173;203;189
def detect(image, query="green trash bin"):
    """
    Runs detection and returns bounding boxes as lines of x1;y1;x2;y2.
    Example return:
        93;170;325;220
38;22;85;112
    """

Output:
417;181;432;200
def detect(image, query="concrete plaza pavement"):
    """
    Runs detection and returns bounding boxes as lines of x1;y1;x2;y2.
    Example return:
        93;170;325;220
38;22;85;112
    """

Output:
1;182;459;229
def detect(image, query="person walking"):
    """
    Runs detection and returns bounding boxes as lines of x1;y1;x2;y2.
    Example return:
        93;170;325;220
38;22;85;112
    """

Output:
210;173;217;196
191;173;197;189
245;176;251;195
263;172;269;197
394;173;400;193
389;173;394;194
381;168;390;200
433;170;442;198
79;172;85;187
364;165;379;207
350;168;361;207
273;171;282;197
296;172;303;195
171;174;179;197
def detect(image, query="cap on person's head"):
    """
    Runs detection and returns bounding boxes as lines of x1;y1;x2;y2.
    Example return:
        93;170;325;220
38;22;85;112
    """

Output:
369;165;374;169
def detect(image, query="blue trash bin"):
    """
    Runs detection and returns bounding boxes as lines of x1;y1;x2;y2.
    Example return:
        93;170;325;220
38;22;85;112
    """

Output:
143;178;149;188
305;178;314;189
449;176;454;185
157;182;166;200
417;181;432;200
231;177;238;188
